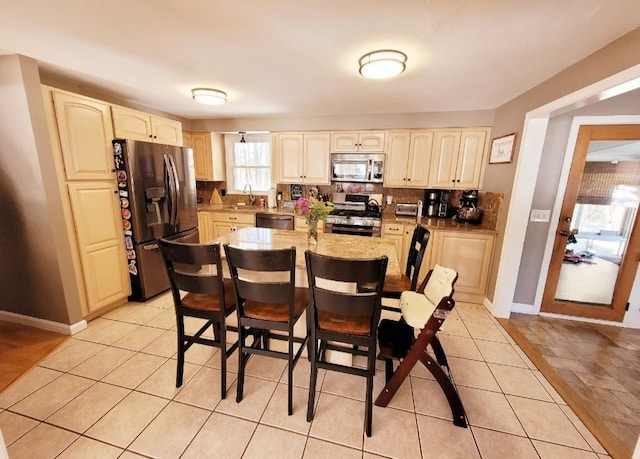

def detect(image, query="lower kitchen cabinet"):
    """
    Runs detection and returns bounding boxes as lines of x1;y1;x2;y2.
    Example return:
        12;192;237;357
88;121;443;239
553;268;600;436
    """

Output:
197;211;216;243
429;230;495;302
383;222;434;288
212;211;255;239
67;182;131;314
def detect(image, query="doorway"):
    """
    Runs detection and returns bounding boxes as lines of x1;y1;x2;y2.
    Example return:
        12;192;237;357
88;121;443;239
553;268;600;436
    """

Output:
541;124;640;321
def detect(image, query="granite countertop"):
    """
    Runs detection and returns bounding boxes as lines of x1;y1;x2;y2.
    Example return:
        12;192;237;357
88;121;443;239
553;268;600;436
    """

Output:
198;204;497;234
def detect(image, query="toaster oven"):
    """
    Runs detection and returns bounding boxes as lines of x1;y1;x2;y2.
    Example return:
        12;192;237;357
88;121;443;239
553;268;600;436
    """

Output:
395;203;419;216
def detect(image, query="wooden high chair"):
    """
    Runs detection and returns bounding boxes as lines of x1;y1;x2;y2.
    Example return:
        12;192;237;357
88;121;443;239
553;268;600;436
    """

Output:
375;264;467;428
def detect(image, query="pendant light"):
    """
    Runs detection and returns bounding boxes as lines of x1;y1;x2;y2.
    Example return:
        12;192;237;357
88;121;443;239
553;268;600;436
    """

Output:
239;131;246;143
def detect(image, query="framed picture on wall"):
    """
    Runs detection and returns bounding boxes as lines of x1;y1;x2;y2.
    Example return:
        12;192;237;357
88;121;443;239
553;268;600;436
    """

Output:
489;132;516;164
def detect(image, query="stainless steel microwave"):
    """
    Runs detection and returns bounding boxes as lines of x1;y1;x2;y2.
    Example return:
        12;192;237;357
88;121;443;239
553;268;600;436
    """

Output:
331;153;385;183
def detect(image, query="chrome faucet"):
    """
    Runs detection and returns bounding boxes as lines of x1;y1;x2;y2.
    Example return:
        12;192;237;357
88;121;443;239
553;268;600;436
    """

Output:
243;183;256;206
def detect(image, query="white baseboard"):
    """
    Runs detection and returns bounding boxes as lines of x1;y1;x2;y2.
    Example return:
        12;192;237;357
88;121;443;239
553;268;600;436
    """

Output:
511;303;538;314
0;310;87;335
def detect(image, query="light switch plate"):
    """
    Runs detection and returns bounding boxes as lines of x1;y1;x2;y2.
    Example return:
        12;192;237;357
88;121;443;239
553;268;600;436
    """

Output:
530;209;551;222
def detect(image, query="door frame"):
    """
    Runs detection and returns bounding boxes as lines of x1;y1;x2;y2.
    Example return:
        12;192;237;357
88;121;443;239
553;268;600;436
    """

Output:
532;115;640;319
539;124;640;322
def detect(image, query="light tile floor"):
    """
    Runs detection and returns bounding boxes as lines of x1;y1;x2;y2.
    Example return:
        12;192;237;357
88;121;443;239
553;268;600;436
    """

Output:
0;293;612;458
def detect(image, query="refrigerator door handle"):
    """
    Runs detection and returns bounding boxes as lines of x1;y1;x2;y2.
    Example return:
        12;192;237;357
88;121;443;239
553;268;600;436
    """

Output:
163;153;178;227
168;153;181;226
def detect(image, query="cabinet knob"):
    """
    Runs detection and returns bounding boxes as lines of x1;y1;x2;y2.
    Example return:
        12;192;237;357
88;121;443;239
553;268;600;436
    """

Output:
149;135;153;138
456;179;460;182
114;189;118;194
111;168;116;173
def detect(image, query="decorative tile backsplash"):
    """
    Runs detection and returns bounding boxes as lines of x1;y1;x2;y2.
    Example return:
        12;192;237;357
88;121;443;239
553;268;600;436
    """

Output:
196;181;502;231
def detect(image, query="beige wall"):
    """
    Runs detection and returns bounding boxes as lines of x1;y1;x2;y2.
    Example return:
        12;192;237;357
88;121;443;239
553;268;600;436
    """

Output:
190;110;495;133
484;27;640;304
0;55;82;324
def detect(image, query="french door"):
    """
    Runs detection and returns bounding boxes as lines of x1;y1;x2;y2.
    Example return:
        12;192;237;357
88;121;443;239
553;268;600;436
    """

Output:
541;124;640;321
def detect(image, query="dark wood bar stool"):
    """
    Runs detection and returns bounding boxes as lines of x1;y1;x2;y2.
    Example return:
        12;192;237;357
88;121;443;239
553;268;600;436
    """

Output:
224;243;308;416
375;264;467;428
158;239;238;399
305;250;388;437
381;225;430;309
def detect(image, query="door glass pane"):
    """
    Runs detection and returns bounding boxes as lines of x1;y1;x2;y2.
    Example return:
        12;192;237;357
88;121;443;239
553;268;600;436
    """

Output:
555;140;640;305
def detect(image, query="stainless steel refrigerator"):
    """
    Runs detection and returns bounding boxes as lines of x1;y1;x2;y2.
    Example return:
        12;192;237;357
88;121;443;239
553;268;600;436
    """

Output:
113;139;199;301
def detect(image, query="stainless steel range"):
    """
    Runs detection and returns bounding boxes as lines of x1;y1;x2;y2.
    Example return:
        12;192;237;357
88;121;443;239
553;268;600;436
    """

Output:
325;193;383;237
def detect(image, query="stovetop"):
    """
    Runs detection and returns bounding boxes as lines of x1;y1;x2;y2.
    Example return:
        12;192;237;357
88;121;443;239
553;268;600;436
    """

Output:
329;209;381;219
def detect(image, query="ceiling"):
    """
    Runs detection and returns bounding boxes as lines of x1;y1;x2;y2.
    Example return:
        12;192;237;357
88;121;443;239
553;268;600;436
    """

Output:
2;1;640;120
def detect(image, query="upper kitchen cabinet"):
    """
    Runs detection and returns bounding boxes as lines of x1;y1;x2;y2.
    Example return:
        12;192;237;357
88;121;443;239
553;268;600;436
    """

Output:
111;106;183;146
276;132;331;184
429;128;490;189
331;131;385;152
384;131;433;188
190;132;225;181
50;90;115;181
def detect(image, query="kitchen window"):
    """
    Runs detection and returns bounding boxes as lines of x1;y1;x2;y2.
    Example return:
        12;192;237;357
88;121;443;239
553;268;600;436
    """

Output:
224;133;272;193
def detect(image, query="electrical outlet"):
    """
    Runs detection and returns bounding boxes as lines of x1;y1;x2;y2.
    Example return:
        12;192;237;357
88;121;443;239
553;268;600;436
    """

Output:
530;209;551;222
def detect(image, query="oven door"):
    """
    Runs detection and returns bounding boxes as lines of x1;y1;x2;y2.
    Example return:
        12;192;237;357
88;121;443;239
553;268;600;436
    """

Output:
326;223;381;237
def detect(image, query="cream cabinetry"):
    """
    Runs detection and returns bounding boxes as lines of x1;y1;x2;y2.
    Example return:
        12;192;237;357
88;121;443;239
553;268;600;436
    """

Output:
276;132;331;184
331;131;385;152
52;91;116;181
212;212;255;238
44;88;131;317
67;182;131;311
189;132;225;181
428;230;495;302
111;106;183;146
384;131;433;188
197;211;216;243
383;222;432;288
429;128;489;189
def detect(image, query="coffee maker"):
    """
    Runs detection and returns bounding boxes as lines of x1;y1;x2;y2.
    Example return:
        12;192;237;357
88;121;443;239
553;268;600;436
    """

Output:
423;190;440;217
423;189;451;218
456;190;483;224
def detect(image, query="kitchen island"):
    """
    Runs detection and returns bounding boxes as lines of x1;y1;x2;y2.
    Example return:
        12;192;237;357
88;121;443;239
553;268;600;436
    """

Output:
214;227;402;287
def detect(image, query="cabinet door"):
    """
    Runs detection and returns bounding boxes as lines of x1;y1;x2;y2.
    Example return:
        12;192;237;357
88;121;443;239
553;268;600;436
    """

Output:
407;131;434;187
303;133;331;184
197;211;215;242
331;132;359;152
67;182;131;314
277;134;304;183
384;133;411;187
52;91;115;181
358;132;386;152
383;223;405;264
429;131;461;188
456;130;488;189
192;133;212;181
431;231;494;296
182;131;192;148
151;116;183;146
111;106;152;142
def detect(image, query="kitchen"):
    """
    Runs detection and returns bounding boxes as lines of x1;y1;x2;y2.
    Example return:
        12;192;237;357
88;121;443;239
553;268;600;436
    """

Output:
2;2;640;457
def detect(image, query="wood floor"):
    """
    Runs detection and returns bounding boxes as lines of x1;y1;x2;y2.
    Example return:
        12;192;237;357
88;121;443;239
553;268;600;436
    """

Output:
0;320;67;393
500;314;640;459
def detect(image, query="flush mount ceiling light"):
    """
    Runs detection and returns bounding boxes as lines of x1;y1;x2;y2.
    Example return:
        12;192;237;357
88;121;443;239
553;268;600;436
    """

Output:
358;50;407;79
191;88;227;105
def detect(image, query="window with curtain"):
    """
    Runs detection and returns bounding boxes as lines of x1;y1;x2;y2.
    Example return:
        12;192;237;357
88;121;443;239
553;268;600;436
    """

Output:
224;133;272;193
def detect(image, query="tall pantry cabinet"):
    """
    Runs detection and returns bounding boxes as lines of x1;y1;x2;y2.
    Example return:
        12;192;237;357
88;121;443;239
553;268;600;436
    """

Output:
43;87;131;318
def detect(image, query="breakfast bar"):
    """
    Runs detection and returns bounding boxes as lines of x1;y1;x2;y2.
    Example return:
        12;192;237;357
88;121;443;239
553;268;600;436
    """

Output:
213;227;403;285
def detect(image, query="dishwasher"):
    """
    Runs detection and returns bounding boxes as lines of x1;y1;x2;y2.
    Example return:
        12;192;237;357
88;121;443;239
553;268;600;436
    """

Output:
255;213;295;230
